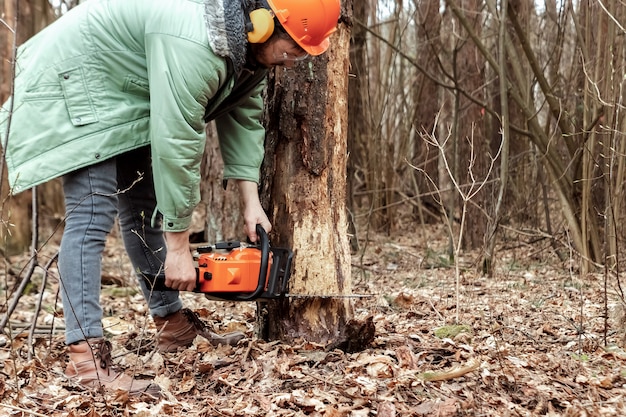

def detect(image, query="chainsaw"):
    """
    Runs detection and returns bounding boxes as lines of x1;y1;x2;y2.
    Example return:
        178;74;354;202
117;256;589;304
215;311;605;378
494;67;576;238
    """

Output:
142;225;293;301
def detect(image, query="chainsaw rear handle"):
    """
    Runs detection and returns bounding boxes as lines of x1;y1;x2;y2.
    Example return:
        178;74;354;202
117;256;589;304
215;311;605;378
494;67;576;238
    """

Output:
230;224;270;301
141;224;271;298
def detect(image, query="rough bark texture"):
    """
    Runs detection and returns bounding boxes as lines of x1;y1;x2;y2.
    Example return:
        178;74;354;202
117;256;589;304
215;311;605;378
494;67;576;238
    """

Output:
195;123;241;243
258;13;353;345
412;0;444;225
0;0;55;255
346;0;368;252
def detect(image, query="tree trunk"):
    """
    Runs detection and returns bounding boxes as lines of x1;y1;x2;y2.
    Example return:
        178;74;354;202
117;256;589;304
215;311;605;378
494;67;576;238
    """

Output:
195;123;241;243
258;8;357;347
438;4;457;257
453;0;490;251
0;0;56;255
412;0;442;225
346;0;369;252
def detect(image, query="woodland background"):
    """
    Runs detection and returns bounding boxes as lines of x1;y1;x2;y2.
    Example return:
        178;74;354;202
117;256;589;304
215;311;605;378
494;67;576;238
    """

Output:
2;0;626;416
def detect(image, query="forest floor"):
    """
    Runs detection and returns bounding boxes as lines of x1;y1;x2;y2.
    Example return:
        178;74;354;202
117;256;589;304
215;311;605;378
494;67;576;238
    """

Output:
1;221;626;416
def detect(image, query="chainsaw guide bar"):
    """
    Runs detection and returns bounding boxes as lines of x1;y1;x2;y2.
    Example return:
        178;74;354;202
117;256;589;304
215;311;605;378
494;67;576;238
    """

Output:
281;294;373;299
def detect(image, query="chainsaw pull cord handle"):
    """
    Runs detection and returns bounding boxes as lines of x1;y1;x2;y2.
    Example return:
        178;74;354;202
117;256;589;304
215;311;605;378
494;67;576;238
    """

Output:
232;224;270;301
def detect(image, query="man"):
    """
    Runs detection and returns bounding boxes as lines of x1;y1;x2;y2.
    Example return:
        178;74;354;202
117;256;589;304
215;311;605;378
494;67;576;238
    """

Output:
0;0;340;397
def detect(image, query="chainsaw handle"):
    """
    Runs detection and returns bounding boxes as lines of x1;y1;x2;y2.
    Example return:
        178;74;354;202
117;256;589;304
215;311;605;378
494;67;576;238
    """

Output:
229;224;270;301
140;273;201;293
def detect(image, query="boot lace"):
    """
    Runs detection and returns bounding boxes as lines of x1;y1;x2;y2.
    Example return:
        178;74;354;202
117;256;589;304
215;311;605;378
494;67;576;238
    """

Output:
91;339;114;376
182;308;208;332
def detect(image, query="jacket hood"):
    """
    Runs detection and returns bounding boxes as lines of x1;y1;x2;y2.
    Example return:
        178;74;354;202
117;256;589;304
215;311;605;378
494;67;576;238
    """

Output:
204;0;248;75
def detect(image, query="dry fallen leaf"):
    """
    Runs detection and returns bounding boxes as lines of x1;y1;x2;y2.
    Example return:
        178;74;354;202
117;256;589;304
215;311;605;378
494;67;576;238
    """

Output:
377;401;397;417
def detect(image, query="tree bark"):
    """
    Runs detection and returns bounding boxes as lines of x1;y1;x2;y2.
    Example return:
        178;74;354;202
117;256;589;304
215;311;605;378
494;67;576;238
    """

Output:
438;4;457;257
346;0;369;252
196;123;241;243
0;0;55;255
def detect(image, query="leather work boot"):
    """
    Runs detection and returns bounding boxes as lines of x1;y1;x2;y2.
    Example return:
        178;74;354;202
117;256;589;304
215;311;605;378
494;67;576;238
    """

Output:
65;338;161;397
153;308;246;353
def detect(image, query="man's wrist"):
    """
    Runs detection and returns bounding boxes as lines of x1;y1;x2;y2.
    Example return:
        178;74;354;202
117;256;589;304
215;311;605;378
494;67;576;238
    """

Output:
236;180;260;205
165;230;190;251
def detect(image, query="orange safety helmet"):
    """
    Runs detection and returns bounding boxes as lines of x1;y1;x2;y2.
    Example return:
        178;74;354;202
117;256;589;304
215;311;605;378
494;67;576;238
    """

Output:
266;0;341;56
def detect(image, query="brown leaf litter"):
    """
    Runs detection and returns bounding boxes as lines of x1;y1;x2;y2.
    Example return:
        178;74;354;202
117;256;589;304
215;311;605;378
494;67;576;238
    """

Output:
1;224;626;416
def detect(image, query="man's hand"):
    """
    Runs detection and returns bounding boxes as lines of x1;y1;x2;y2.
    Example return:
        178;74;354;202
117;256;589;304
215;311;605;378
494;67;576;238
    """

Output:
237;180;271;242
163;230;197;291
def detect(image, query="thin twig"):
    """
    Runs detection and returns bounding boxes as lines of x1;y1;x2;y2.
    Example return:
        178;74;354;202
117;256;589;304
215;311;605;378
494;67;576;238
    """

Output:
0;18;16;32
241;340;253;363
0;257;37;333
28;253;58;360
427;298;445;322
0;403;48;417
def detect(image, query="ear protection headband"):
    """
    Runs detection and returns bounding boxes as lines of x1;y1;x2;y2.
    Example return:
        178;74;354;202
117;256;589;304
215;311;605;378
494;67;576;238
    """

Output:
243;0;275;43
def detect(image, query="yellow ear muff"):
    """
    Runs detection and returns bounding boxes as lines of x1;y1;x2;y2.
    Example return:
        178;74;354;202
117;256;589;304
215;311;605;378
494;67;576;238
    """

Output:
247;8;275;43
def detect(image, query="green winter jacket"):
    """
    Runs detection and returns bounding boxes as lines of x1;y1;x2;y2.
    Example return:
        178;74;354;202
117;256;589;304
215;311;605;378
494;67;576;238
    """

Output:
0;0;267;232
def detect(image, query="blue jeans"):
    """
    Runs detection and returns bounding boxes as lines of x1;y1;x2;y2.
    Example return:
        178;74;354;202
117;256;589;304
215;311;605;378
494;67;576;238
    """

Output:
59;147;183;345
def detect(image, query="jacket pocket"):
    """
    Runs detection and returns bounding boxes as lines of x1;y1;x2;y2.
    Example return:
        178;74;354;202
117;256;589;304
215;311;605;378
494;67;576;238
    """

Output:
123;75;150;98
58;67;99;126
23;83;64;100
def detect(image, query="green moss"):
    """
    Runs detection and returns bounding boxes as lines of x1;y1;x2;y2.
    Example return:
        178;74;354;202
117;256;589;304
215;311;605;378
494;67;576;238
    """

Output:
101;286;138;297
571;353;590;362
434;324;472;339
419;371;439;381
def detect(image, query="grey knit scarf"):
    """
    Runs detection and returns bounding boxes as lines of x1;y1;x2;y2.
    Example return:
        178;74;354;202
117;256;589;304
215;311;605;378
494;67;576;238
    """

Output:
203;0;248;74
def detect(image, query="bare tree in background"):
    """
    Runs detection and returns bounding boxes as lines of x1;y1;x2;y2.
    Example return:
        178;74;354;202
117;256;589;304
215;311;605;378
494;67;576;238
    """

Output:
348;0;626;280
1;0;59;256
347;0;369;252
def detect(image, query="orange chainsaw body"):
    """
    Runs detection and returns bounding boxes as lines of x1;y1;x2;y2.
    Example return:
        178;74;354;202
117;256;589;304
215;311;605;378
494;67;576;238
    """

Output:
195;248;272;293
142;226;292;300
